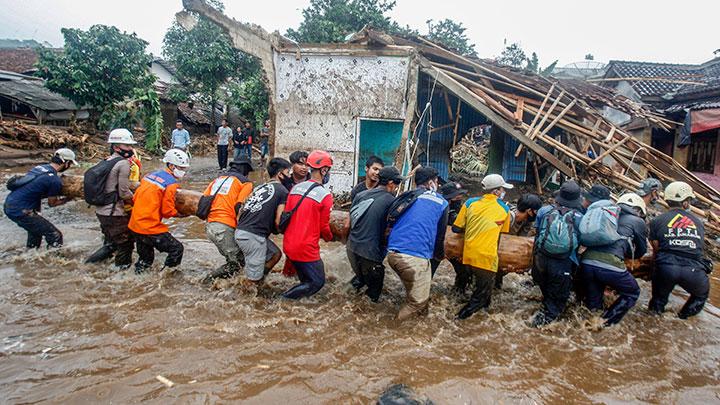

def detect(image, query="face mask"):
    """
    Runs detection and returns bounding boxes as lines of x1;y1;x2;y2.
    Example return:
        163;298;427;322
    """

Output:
322;170;330;185
499;191;506;200
173;168;186;179
429;181;437;192
118;149;134;159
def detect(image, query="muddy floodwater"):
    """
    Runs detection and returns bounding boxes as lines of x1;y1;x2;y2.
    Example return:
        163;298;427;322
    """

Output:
1;158;719;404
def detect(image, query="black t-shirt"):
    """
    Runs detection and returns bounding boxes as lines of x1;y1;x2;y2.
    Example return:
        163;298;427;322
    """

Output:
649;208;705;261
348;187;396;262
350;181;369;202
236;181;289;237
281;173;309;192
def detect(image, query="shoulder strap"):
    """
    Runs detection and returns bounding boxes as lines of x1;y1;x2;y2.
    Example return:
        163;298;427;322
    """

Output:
212;176;231;197
289;182;321;215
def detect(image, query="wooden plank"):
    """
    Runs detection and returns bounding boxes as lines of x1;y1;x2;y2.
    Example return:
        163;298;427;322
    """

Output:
424;66;575;177
603;126;617;142
534;99;577;141
514;98;525;123
443;89;454;121
452;98;461;147
515;83;555;157
429;123;455;133
581;118;602;152
589;135;631;166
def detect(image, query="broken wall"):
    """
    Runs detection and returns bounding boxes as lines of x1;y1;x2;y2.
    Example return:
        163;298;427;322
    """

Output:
273;51;411;192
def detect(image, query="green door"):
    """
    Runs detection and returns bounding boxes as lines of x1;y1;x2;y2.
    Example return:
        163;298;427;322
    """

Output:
357;119;404;177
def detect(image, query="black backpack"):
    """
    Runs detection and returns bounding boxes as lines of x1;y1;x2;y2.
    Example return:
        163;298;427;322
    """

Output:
6;172;42;191
386;188;425;228
83;157;124;206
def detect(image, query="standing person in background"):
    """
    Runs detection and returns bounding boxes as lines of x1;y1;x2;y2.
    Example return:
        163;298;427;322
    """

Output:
452;174;512;320
260;119;270;167
281;150;335;299
240;121;255;159
386;167;449;321
3;148;77;249
128;149;190;274
216;119;232;171
233;126;243;160
202;157;254;282
648;182;711;319
350;156;384;201
171;120;190;151
235;158;292;287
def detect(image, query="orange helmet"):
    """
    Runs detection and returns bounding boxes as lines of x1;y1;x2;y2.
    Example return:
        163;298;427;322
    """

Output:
307;150;333;169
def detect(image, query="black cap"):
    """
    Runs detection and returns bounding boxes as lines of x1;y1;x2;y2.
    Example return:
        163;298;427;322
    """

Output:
414;166;438;186
554;180;583;210
378;166;404;184
229;157;254;171
584;184;611;203
439;182;467;200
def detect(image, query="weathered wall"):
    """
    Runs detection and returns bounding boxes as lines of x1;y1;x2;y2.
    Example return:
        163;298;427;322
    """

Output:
273;51;411;193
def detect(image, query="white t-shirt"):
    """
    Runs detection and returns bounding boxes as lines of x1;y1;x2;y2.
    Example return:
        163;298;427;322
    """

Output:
217;126;232;146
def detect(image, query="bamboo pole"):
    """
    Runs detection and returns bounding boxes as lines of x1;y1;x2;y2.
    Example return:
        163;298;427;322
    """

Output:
589;135;631;166
515;83;555;157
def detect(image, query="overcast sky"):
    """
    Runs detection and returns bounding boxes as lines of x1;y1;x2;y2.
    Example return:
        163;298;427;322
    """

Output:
1;0;717;67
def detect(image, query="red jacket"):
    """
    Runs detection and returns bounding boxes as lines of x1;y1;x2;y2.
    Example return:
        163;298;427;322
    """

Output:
282;180;333;261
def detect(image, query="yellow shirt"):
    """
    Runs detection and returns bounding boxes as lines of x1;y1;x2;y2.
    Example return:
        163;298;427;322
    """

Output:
453;194;511;271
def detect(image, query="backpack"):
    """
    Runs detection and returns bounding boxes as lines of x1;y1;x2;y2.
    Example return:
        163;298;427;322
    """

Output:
83;157;124;206
6;172;41;191
386;188;425;228
578;200;622;247
537;206;577;258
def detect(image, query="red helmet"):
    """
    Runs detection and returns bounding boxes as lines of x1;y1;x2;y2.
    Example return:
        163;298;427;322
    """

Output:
307;150;334;169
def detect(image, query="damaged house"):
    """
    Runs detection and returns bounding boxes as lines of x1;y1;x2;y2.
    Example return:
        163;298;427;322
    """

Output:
180;0;720;234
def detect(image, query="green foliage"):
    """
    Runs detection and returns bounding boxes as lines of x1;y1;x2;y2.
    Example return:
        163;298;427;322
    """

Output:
163;13;242;127
226;67;269;128
286;0;398;43
585;53;594;61
99;87;164;152
35;25;154;119
526;52;539;73
426;19;476;57
498;42;557;76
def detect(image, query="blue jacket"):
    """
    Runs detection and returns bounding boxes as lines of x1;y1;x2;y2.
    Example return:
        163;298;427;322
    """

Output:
3;164;62;218
387;187;449;260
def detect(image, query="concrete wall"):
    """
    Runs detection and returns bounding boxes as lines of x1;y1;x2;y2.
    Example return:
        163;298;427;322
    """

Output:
151;62;178;85
273;51;411;193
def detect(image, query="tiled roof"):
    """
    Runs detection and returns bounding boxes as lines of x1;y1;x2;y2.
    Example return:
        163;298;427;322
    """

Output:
0;48;38;74
605;60;700;97
673;58;720;97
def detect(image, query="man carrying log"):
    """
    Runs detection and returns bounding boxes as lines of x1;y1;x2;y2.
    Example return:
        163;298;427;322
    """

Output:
234;158;292;286
280;150;311;278
4;148;77;248
579;192;648;326
202;157;254;282
281;150;334;299
85;129;138;269
531;180;584;327
495;193;543;289
386;167;448;321
648;182;712;319
128;149;190;273
635;178;662;216
432;182;469;292
452;174;513;320
346;166;404;302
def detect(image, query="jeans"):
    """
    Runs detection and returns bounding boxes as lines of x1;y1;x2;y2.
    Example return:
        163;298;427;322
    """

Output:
531;252;574;326
648;259;710;319
243;144;252;159
457;266;495;319
581;263;640;325
133;232;184;272
89;214;134;267
217;145;228;169
7;211;62;248
233;147;243;161
260;141;269;157
282;260;325;299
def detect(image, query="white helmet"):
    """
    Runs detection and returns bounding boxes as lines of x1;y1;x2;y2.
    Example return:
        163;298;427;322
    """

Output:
664;181;695;202
162;148;190;167
617;192;647;215
54;148;78;165
107;128;137;145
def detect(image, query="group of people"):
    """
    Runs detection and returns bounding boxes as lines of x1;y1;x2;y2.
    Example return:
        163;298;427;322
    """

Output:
215;119;270;171
3;128;713;326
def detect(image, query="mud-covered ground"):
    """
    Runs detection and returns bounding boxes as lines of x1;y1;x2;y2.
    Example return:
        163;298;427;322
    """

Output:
1;158;719;404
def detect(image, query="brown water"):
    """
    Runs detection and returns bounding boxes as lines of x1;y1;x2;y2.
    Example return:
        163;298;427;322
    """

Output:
1;159;719;404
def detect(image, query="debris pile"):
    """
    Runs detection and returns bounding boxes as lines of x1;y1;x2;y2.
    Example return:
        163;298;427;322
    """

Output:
450;125;491;177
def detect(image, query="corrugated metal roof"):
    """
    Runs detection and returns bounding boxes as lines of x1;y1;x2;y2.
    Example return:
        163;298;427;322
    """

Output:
0;73;81;111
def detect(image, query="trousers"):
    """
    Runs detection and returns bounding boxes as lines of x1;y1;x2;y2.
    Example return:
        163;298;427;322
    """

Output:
282;260;325;299
347;248;385;301
531;252;574;326
457;266;496;319
217;145;228;169
580;263;640;325
133;232;184;272
387;252;431;321
8;211;62;248
648;260;710;319
92;214;134;267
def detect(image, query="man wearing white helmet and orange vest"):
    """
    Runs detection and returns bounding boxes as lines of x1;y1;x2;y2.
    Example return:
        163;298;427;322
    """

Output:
281;150;334;299
128;148;190;273
648;181;711;319
578;192;648;326
4;148;77;248
85;128;138;268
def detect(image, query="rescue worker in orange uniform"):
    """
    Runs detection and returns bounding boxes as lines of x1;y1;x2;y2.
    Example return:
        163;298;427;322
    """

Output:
128;149;190;274
202;157;254;282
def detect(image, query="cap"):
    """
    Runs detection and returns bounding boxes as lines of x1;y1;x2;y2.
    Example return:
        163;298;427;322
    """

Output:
555;180;583;210
439;182;468;200
482;174;513;190
414;166;438;186
583;184;611;203
229;157;254;171
378;166;404;184
54;148;78;165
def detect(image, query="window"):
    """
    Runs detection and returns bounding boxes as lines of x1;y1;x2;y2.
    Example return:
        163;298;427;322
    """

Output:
687;130;718;173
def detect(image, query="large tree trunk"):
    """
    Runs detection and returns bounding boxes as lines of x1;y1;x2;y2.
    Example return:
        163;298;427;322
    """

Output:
61;175;655;278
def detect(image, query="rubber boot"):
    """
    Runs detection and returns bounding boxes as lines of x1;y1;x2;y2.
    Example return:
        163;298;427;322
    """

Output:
349;275;364;291
678;296;706;319
85;244;116;264
602;296;636;326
